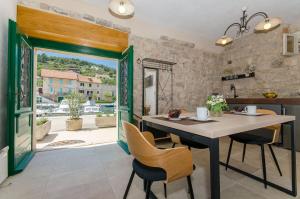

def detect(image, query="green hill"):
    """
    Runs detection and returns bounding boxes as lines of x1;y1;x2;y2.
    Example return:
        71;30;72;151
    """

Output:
37;53;116;85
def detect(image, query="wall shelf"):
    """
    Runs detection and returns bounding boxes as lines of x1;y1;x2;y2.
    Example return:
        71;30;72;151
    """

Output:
221;72;255;81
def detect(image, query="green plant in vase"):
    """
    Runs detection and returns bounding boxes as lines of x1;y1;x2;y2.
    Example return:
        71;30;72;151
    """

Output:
65;92;84;131
206;95;229;117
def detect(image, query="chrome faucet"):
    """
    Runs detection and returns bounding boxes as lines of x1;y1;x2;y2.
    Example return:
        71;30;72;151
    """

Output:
230;84;239;98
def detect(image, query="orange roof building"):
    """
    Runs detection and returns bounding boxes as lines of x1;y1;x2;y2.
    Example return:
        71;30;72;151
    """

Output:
41;69;78;80
40;69;114;101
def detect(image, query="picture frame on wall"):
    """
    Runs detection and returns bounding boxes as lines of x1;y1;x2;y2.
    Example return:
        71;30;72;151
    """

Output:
283;33;299;56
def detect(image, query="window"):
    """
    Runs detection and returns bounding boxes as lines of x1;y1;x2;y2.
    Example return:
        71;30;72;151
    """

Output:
49;78;53;84
97;91;99;94
79;90;84;94
89;83;92;87
37;96;42;103
59;79;63;84
59;88;63;94
49;87;54;94
68;80;72;85
80;83;84;87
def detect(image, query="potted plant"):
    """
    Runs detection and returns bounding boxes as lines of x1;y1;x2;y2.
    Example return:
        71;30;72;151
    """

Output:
95;112;116;128
36;117;51;140
206;95;229;117
65;92;84;131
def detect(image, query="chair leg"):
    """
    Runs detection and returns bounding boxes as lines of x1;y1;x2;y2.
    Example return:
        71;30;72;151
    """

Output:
242;143;247;162
187;176;194;199
145;181;152;199
225;138;233;171
260;145;267;189
143;179;147;191
123;170;135;199
172;143;176;148
268;145;283;176
163;183;167;198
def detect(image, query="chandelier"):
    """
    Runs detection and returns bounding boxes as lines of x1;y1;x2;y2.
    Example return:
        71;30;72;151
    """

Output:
216;7;282;46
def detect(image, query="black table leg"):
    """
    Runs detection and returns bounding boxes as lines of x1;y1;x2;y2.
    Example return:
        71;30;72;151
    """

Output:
209;138;220;199
219;120;297;197
290;121;297;196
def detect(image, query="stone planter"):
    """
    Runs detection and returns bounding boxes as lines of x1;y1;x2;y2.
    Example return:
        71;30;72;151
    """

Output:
95;115;116;128
36;120;51;140
66;118;83;131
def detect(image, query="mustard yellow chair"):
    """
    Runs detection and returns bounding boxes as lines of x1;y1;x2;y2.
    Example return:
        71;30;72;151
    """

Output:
122;121;195;199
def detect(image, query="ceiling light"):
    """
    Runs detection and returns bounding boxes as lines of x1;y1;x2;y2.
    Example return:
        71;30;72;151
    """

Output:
109;0;134;19
215;36;233;46
216;7;282;47
255;17;282;32
118;2;126;14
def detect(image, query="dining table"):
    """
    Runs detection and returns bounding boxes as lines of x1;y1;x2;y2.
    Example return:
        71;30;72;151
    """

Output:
142;112;297;199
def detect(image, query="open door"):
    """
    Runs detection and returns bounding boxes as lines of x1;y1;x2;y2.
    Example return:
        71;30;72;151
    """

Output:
7;20;34;175
117;46;133;153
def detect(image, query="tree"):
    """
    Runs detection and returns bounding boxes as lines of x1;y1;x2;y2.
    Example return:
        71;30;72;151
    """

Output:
66;92;84;120
39;53;48;63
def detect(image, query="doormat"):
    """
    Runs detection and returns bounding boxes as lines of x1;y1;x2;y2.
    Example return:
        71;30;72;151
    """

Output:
46;140;85;147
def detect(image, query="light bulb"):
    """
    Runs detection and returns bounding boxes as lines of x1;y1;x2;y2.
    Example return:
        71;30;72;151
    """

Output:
221;39;227;45
118;2;126;14
264;22;272;30
263;18;272;30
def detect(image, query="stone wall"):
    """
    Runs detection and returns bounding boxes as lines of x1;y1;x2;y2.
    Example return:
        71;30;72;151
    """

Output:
130;35;220;116
217;25;300;98
17;0;221;116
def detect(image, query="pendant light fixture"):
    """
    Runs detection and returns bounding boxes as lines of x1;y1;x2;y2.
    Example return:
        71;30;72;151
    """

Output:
109;0;135;19
216;7;282;47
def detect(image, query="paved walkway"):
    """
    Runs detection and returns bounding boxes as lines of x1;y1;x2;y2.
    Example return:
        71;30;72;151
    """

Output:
37;115;117;151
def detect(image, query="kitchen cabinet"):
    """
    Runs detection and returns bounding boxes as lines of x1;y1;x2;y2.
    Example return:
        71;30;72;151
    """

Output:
282;105;300;150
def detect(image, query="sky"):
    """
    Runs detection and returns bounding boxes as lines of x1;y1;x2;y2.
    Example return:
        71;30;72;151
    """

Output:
37;50;118;69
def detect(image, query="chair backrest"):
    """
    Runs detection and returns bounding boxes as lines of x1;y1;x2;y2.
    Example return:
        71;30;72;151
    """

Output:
122;121;157;161
257;109;281;144
122;121;193;182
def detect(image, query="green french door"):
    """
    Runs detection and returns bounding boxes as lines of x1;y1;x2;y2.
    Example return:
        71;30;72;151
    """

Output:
7;20;34;175
117;46;133;153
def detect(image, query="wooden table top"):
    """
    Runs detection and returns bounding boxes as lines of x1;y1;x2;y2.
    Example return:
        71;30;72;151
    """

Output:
142;113;295;139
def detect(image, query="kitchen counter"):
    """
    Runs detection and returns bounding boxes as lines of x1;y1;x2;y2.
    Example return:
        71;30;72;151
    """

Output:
226;98;300;105
226;97;300;151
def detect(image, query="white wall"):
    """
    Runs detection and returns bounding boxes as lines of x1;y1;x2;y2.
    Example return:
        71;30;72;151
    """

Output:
0;0;17;149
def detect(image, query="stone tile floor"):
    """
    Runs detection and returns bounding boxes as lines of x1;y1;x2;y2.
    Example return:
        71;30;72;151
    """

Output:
1;137;300;199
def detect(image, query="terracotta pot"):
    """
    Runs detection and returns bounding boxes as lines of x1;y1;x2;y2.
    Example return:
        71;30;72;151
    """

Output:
95;115;116;128
36;120;51;140
66;118;83;131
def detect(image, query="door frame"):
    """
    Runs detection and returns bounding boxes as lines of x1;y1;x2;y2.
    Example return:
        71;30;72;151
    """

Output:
30;38;123;150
